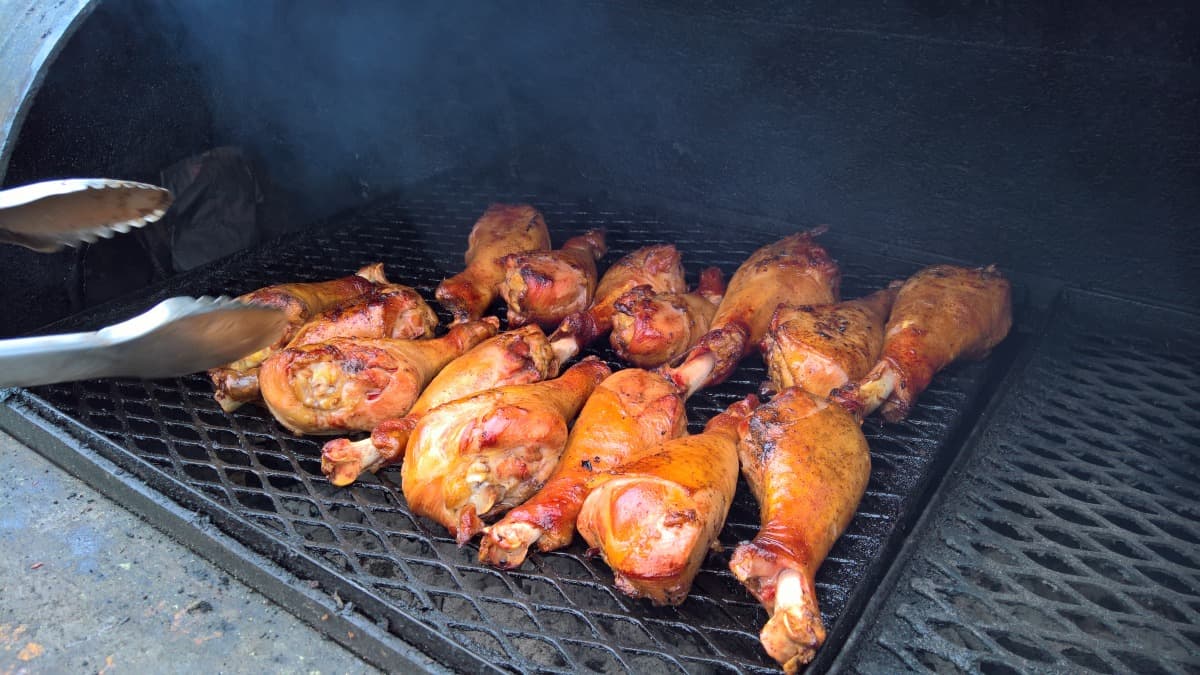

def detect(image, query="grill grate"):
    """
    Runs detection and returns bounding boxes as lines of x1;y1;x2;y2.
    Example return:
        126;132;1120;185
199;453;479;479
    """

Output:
15;175;1005;673
846;291;1200;674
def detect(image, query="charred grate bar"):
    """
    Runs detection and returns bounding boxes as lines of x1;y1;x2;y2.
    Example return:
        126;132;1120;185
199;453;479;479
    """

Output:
3;175;1013;673
845;290;1200;674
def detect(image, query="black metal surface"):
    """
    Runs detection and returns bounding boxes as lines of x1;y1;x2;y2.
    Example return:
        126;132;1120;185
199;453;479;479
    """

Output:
1;175;1011;673
843;289;1200;674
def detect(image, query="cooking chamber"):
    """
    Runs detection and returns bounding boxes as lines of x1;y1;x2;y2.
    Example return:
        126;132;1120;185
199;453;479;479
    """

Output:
4;0;1197;333
1;1;1197;673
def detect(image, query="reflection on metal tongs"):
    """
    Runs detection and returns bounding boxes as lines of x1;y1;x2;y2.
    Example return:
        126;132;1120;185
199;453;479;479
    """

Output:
0;177;287;387
0;296;288;389
0;178;173;252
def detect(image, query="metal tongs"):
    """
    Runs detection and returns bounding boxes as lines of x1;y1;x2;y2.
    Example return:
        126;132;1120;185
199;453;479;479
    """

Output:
0;178;287;387
0;178;172;252
0;296;287;388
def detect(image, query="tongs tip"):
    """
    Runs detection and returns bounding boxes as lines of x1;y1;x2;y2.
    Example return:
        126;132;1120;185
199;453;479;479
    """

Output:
0;178;174;252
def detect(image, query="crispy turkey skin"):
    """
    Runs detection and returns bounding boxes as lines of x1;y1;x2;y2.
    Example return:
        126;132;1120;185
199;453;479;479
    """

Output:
609;266;725;368
660;230;840;395
401;358;611;544
208;263;387;411
577;396;757;606
832;264;1011;421
548;243;688;364
731;387;870;672
435;204;551;323
321;324;559;486
478;367;688;569
258;319;496;435
499;229;607;329
762;285;897;398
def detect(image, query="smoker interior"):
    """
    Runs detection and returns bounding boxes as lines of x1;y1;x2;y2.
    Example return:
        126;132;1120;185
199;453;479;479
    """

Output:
4;0;1198;335
1;1;1198;673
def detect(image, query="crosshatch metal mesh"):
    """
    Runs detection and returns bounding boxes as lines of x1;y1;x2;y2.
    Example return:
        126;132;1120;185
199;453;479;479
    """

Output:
846;294;1200;674
21;175;1004;673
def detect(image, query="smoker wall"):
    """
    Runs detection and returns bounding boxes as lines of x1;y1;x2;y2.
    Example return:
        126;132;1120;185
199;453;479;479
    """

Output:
3;0;1197;335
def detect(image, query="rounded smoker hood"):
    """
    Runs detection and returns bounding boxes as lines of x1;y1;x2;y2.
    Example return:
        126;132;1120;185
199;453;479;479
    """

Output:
0;0;97;186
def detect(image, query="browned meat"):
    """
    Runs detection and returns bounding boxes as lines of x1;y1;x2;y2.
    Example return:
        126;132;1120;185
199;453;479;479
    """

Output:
208;263;387;411
548;244;687;364
288;282;437;347
609;266;725;368
761;286;897;398
499;230;607;329
832;264;1011;421
321;325;559;486
577;396;757;606
730;387;870;672
660;231;840;395
401;358;611;544
257;319;497;435
478;368;688;569
435;204;551;322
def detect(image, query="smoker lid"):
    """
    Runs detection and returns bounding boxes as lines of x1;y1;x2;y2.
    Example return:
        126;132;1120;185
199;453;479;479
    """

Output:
0;0;96;186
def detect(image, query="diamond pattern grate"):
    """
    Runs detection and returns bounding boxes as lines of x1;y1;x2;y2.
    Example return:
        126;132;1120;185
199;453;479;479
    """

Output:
14;175;1004;673
847;292;1200;674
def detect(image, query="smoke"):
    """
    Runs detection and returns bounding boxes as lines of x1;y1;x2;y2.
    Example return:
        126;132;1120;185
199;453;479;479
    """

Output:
143;0;817;223
129;0;1196;308
152;1;534;220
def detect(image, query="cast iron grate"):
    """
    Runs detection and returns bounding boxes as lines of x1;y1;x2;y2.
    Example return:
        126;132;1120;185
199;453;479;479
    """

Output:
21;175;1001;673
846;292;1200;674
